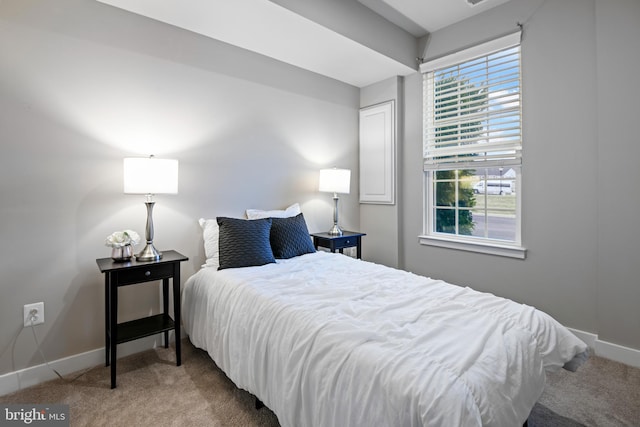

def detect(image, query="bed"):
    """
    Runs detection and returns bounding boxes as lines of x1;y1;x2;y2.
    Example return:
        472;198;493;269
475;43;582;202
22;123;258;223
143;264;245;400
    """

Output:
183;211;588;427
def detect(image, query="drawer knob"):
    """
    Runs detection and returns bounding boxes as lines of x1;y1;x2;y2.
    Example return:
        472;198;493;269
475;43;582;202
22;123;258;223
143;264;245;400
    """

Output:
145;271;151;276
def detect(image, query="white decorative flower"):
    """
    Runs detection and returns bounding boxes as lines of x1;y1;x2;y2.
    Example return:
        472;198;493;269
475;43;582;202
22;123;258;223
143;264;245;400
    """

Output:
105;229;141;248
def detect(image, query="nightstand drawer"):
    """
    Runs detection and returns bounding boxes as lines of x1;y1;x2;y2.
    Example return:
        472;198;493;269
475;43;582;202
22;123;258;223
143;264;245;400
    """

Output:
117;264;174;285
333;237;357;249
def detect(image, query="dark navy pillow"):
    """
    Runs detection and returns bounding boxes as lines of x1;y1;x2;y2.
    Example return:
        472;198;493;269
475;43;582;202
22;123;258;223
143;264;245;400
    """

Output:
216;217;275;270
270;213;316;259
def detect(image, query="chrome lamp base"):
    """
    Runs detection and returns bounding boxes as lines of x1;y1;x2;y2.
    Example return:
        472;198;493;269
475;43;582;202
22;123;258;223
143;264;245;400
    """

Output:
327;193;343;236
136;243;162;261
327;224;343;236
135;198;162;261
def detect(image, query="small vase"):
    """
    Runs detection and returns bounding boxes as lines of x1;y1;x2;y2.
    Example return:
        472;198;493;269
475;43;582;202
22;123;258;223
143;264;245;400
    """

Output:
111;245;133;262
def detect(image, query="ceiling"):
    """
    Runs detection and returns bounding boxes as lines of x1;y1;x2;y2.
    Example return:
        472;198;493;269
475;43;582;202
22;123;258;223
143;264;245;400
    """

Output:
96;0;512;88
363;0;513;36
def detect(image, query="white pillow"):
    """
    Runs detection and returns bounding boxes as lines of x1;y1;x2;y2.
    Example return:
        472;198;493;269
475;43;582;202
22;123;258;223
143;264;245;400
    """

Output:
245;203;301;220
199;218;219;268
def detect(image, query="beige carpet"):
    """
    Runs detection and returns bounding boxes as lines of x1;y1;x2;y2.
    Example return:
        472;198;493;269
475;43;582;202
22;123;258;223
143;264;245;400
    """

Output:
537;355;640;426
1;339;639;426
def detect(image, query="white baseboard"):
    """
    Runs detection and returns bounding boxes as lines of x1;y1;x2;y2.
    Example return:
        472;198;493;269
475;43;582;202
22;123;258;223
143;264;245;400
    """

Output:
568;328;640;369
0;336;159;397
568;328;598;349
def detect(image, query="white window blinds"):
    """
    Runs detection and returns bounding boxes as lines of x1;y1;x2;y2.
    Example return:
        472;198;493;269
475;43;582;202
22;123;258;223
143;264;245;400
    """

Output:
421;32;522;170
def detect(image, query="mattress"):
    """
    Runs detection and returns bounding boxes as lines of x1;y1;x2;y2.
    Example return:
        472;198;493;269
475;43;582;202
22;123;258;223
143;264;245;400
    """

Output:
182;251;588;427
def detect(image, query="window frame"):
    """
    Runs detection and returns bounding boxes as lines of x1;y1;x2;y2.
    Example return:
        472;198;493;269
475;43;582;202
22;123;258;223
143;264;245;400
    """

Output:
421;168;525;259
419;32;526;259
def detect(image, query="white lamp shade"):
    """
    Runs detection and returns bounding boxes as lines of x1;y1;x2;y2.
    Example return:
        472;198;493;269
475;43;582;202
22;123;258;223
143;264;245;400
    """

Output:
319;168;351;194
123;157;179;194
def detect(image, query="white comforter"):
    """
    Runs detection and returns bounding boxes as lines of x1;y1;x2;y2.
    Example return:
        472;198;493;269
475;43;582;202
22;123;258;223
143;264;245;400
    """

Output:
183;251;587;427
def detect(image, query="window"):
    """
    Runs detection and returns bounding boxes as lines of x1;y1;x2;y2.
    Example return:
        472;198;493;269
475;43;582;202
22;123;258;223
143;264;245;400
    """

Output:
420;32;525;258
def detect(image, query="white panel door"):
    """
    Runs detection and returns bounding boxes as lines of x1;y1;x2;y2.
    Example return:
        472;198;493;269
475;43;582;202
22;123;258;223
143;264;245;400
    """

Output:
359;101;395;204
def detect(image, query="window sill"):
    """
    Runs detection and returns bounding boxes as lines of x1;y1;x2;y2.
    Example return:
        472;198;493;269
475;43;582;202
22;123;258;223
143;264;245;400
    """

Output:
418;235;527;259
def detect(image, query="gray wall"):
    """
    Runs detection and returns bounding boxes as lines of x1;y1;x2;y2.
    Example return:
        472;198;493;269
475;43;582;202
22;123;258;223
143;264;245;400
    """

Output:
398;0;640;352
0;0;360;376
595;0;640;350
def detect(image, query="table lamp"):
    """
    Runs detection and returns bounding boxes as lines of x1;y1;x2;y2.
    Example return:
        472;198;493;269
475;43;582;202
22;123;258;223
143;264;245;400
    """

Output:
319;168;350;236
123;155;178;261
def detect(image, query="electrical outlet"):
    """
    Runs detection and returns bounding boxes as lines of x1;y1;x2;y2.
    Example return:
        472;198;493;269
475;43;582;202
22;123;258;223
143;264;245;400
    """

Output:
23;302;44;327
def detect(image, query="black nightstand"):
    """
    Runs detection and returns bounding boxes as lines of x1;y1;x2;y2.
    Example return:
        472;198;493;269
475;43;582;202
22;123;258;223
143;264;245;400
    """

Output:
96;250;188;389
311;231;366;259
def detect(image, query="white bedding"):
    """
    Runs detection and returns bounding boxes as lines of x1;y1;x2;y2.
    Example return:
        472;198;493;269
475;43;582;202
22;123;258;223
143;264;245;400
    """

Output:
183;251;587;427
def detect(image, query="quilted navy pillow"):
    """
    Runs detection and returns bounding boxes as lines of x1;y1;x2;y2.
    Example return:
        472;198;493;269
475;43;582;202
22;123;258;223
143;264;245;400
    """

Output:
216;217;275;270
270;213;316;259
